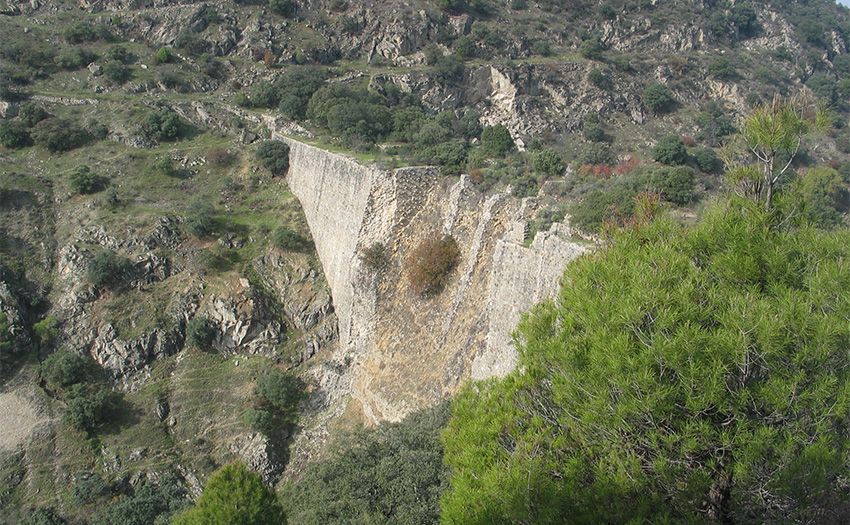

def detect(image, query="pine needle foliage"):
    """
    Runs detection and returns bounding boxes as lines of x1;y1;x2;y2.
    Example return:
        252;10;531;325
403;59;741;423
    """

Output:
442;202;850;524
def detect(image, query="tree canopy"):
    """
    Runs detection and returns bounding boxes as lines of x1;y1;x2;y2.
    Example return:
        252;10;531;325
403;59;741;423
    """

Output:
173;463;286;525
442;202;850;524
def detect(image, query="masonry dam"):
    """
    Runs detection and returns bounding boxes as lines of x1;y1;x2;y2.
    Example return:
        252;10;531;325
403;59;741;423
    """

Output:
276;136;588;425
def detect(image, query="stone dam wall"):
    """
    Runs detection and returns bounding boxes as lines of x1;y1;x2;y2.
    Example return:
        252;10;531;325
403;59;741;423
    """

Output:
278;135;587;424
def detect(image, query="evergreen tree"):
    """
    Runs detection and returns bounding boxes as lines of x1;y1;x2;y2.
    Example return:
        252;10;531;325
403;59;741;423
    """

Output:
173;463;286;525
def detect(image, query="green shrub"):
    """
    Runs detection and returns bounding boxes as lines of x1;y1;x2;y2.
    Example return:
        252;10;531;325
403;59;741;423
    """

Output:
274;67;328;119
54;48;96;70
480;125;514;157
407;235;460;296
185;200;215;237
107;45;131;64
642;82;675;114
32;316;60;349
0;120;32;148
284;403;448;524
588;68;611;89
152;156;177;177
0;312;12;355
243;408;275;435
579;38;605;60
708;56;736;79
18;103;50;127
102;61;131;84
92;474;187;525
696;101;735;146
692;147;723;173
256;140;290;175
652;135;689;165
578;142;614;165
570;178;641;232
273;226;309;251
255;369;302;412
647;166;696;205
532;149;564;178
784;167;847;228
269;0;296;17
583;122;607;143
141;108;181;141
172;463;285;525
433;54;465;85
730;3;759;37
64;23;111;44
69;166;108;195
41;350;90;389
72;474;110;505
31;118;90;152
19;508;66;525
186;316;215;350
154;47;173;64
64;383;110;433
88;249;133;290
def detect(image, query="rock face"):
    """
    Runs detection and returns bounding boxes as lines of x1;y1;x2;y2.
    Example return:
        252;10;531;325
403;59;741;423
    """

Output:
278;136;588;425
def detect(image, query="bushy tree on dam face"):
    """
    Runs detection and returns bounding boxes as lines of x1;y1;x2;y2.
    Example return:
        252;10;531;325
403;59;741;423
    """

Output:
441;202;850;524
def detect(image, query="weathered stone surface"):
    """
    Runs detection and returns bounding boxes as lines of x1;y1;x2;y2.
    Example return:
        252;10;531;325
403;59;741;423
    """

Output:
278;136;587;427
0;281;31;355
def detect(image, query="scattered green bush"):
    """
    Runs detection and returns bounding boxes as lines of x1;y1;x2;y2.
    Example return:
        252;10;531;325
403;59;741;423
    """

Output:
642;82;675;114
269;0;296;17
588;68;611;89
186;316;216;350
256;140;290;175
532;149;564;178
696;101;735;146
579;38;605;60
783;167;847;228
102;61;131;83
64;23;112;44
18;103;50;127
41;350;90;390
708;56;736;79
92;474;188;525
647;166;696;205
72;474;110;505
32;316;60;349
274;68;329;119
578;142;614;165
652;135;689;166
284;403;449;524
480;125;514;157
0;120;32;149
185;200;215;237
273;226;309;251
54;48;96;70
141;108;182;141
692;147;723;173
154;47;174;64
63;383;110;433
19;508;66;525
31;118;90;152
407;235;460;296
87;249;133;290
69;166;108;195
172;463;285;525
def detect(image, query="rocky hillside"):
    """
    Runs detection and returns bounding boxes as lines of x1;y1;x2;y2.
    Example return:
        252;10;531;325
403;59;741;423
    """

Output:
2;0;850;523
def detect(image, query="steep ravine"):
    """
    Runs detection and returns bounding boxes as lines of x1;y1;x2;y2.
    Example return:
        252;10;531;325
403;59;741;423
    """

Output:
276;134;588;430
